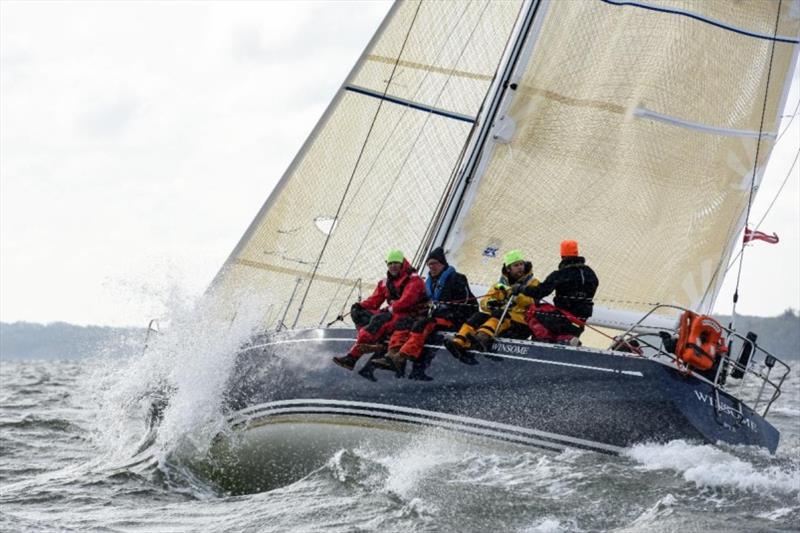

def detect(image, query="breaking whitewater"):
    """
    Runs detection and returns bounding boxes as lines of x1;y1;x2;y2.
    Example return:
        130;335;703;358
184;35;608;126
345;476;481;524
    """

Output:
1;311;798;532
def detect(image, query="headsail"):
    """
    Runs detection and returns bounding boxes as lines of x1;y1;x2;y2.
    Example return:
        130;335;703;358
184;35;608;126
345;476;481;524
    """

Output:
210;0;523;327
443;0;800;327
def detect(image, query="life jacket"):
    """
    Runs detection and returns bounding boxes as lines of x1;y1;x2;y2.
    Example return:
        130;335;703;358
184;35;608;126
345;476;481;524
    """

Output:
674;311;728;372
359;258;426;316
386;270;411;301
425;265;455;301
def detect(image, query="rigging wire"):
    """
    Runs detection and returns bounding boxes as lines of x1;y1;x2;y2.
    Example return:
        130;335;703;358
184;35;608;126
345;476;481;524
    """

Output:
729;0;783;330
411;136;473;267
724;148;799;274
698;111;798;311
413;0;537;268
775;98;799;144
291;0;424;329
317;0;494;326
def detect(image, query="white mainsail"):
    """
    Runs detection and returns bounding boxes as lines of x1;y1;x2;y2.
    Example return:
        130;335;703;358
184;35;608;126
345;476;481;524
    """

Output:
211;0;523;327
443;0;800;329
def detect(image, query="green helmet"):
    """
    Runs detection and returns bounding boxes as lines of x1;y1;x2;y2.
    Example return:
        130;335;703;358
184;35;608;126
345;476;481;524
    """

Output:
386;249;404;263
503;249;525;267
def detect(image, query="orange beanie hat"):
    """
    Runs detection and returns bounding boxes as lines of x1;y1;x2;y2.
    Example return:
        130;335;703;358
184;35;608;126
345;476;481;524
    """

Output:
560;240;579;257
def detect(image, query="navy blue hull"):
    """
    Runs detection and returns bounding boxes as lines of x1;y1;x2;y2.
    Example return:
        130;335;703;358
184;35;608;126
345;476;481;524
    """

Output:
225;328;779;455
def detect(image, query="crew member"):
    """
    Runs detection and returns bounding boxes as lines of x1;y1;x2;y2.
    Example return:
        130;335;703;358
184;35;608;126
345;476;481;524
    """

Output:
333;250;426;370
523;240;598;345
445;250;538;361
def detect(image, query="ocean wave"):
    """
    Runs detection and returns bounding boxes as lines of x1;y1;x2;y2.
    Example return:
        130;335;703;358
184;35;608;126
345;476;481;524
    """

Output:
769;405;800;417
0;414;83;433
625;440;800;494
519;517;581;533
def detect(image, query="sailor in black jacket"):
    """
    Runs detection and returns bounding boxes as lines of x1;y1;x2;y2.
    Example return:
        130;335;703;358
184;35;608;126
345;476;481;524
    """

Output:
523;240;598;341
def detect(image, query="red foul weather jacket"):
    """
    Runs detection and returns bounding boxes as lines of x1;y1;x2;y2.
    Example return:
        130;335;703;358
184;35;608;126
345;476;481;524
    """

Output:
360;259;427;317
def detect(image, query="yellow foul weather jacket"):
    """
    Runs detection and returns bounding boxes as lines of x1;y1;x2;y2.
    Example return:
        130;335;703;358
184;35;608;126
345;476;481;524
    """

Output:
479;261;540;324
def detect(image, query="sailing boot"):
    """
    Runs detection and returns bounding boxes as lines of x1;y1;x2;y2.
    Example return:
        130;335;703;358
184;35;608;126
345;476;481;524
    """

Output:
444;337;477;365
357;363;377;381
355;343;385;355
470;331;494;352
371;348;401;371
332;354;358;370
333;342;384;371
387;351;410;377
408;361;433;381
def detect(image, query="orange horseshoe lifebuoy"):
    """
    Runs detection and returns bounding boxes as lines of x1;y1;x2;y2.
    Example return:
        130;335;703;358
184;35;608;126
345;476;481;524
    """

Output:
674;311;727;371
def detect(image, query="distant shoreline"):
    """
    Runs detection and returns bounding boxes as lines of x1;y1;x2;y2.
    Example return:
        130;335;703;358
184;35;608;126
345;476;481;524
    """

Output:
2;311;798;360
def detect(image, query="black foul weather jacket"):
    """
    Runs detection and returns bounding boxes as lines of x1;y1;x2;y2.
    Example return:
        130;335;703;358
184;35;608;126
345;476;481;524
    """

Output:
426;267;476;324
523;256;598;319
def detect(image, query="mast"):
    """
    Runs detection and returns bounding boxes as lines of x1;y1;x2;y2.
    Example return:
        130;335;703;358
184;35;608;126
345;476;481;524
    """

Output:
425;0;549;257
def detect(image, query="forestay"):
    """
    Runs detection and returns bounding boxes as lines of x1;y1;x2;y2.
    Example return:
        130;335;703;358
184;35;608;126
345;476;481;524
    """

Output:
445;0;799;328
210;0;523;327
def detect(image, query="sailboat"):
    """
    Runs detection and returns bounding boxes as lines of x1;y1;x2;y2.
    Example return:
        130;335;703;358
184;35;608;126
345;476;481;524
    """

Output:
196;0;798;493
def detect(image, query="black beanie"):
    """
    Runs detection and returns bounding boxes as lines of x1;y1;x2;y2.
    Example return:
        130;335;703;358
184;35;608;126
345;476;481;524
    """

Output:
426;246;448;267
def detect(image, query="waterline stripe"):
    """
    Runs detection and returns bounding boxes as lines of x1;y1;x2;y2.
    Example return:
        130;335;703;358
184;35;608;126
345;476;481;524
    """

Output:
634;107;778;139
234;398;624;453
599;0;800;44
236;406;569;453
345;85;476;124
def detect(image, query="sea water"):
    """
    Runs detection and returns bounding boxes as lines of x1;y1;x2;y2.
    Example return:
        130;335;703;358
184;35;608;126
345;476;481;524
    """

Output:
1;330;798;532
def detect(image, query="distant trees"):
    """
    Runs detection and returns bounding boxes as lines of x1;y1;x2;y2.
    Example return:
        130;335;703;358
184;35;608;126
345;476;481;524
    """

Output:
0;321;145;360
1;311;798;360
716;309;799;360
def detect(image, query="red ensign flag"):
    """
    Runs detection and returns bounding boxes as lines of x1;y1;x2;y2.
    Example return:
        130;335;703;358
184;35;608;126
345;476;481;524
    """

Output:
743;227;779;244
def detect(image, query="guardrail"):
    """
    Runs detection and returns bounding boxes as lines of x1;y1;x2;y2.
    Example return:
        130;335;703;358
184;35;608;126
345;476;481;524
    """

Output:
611;304;791;420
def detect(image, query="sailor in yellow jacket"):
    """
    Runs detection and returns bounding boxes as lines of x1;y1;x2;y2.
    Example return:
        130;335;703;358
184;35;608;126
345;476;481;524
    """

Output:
445;250;539;362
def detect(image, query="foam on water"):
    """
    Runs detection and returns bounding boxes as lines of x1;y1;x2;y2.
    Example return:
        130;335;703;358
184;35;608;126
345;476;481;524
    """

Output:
89;285;267;468
365;430;471;500
519;518;574;533
3;356;799;532
625;440;800;494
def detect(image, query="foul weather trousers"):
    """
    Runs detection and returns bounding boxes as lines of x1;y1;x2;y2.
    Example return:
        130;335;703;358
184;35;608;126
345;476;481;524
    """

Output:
387;316;456;359
527;303;584;340
452;311;530;349
348;309;404;358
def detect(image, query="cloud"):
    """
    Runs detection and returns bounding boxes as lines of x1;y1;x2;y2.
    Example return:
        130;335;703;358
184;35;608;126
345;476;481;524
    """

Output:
78;95;141;139
0;0;796;325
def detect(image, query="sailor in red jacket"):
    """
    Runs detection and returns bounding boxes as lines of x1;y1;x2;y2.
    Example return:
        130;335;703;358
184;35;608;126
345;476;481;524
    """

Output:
333;249;427;371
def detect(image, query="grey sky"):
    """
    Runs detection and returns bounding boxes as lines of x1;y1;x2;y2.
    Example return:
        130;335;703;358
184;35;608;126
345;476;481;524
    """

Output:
1;1;797;327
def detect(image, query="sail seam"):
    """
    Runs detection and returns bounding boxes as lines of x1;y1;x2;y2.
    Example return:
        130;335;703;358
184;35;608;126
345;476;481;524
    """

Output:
599;0;800;44
633;107;778;139
317;0;494;326
344;84;475;123
519;85;626;114
292;0;425;328
234;258;373;289
365;54;494;81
